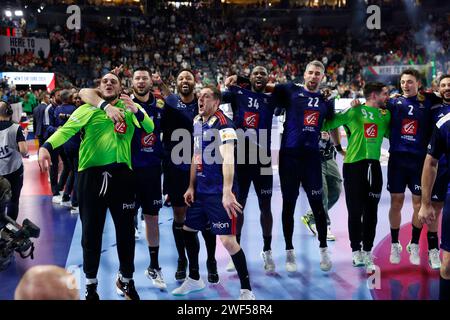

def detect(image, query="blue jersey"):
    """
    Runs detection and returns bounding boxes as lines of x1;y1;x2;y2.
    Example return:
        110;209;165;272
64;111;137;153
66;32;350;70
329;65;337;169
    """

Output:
193;109;238;195
431;102;450;167
273;83;334;152
222;85;275;151
131;94;165;168
387;93;440;155
54;104;80;151
428;112;450;188
162;93;198;171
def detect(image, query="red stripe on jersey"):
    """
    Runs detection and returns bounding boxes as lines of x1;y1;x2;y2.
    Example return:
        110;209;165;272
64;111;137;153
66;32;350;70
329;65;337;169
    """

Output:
214;110;227;125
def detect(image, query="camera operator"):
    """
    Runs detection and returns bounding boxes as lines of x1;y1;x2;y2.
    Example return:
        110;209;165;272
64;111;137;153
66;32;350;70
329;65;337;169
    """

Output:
0;100;28;221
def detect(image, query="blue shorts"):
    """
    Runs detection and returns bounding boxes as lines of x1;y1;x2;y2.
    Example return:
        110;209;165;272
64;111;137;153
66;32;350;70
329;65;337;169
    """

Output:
185;193;237;235
236;161;273;203
441;192;450;252
387;152;425;195
431;164;448;202
134;165;162;215
279;149;323;202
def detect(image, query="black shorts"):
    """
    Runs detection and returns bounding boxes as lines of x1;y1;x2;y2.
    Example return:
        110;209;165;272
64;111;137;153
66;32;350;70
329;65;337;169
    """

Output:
164;162;190;207
134;165;163;215
279;149;323;202
236;161;273;203
432;162;448;203
387;152;425;195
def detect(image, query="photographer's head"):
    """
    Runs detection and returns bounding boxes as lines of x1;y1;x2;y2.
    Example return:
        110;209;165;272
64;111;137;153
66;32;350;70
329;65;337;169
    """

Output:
15;265;79;300
0;100;13;120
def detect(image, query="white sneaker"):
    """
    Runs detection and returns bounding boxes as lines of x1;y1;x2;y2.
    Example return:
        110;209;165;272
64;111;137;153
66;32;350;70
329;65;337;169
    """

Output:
60;200;72;207
226;259;236;272
406;242;420;265
389;242;402;264
70;206;79;214
352;250;364;267
428;248;441;270
285;249;297;272
145;267;167;289
326;226;336;241
134;228;140;240
319;247;332;272
171;277;205;296
261;250;276;273
52;195;62;204
239;289;256;300
362;250;375;272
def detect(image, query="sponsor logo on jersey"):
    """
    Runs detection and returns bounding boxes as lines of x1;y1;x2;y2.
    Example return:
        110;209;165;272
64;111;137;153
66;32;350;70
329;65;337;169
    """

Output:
401;119;418;135
310;189;322;196
208;116;217;127
304;110;319;126
432;194;439;200
260;189;272;195
368;192;381;199
243;112;260;128
114;121;127;134
414;185;421;191
123;202;136;210
156;99;165;109
141;132;156;147
153;199;163;205
212;222;230;229
364;123;378;138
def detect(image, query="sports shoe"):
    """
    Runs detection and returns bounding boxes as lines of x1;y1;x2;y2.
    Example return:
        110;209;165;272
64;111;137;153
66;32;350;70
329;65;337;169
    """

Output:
285;249;297;272
226;259;236;272
172;277;205;296
134;228;140;240
239;289;256;300
362;250;375;272
206;260;220;284
261;250;276;273
301;213;317;235
116;278;140;300
60;200;72;207
389;242;402;264
326;226;336;241
352;250;364;267
70;206;79;214
406;242;420;265
145;267;167;289
428;248;441;270
319;247;332;272
175;259;187;281
52;195;62;204
85;283;99;301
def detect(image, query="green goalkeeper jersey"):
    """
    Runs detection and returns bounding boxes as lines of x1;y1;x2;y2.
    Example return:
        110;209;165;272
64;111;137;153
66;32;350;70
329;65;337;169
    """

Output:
46;100;154;171
323;104;391;164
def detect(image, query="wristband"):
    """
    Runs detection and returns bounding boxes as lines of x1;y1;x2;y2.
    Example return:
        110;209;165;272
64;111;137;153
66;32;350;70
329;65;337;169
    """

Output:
98;100;109;110
335;144;343;152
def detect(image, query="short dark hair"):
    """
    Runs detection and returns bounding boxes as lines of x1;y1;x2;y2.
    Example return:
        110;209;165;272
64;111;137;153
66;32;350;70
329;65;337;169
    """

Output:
203;85;222;103
439;74;450;85
133;66;151;76
400;68;421;81
363;81;386;99
177;69;195;79
60;89;72;104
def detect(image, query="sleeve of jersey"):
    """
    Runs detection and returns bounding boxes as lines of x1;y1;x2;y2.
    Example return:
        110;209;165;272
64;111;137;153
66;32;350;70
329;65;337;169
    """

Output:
46;105;92;149
222;88;235;104
428;126;445;160
164;94;179;110
272;84;289;108
219;124;238;144
322;107;352;131
325;98;336;120
132;104;155;133
385;98;395;112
